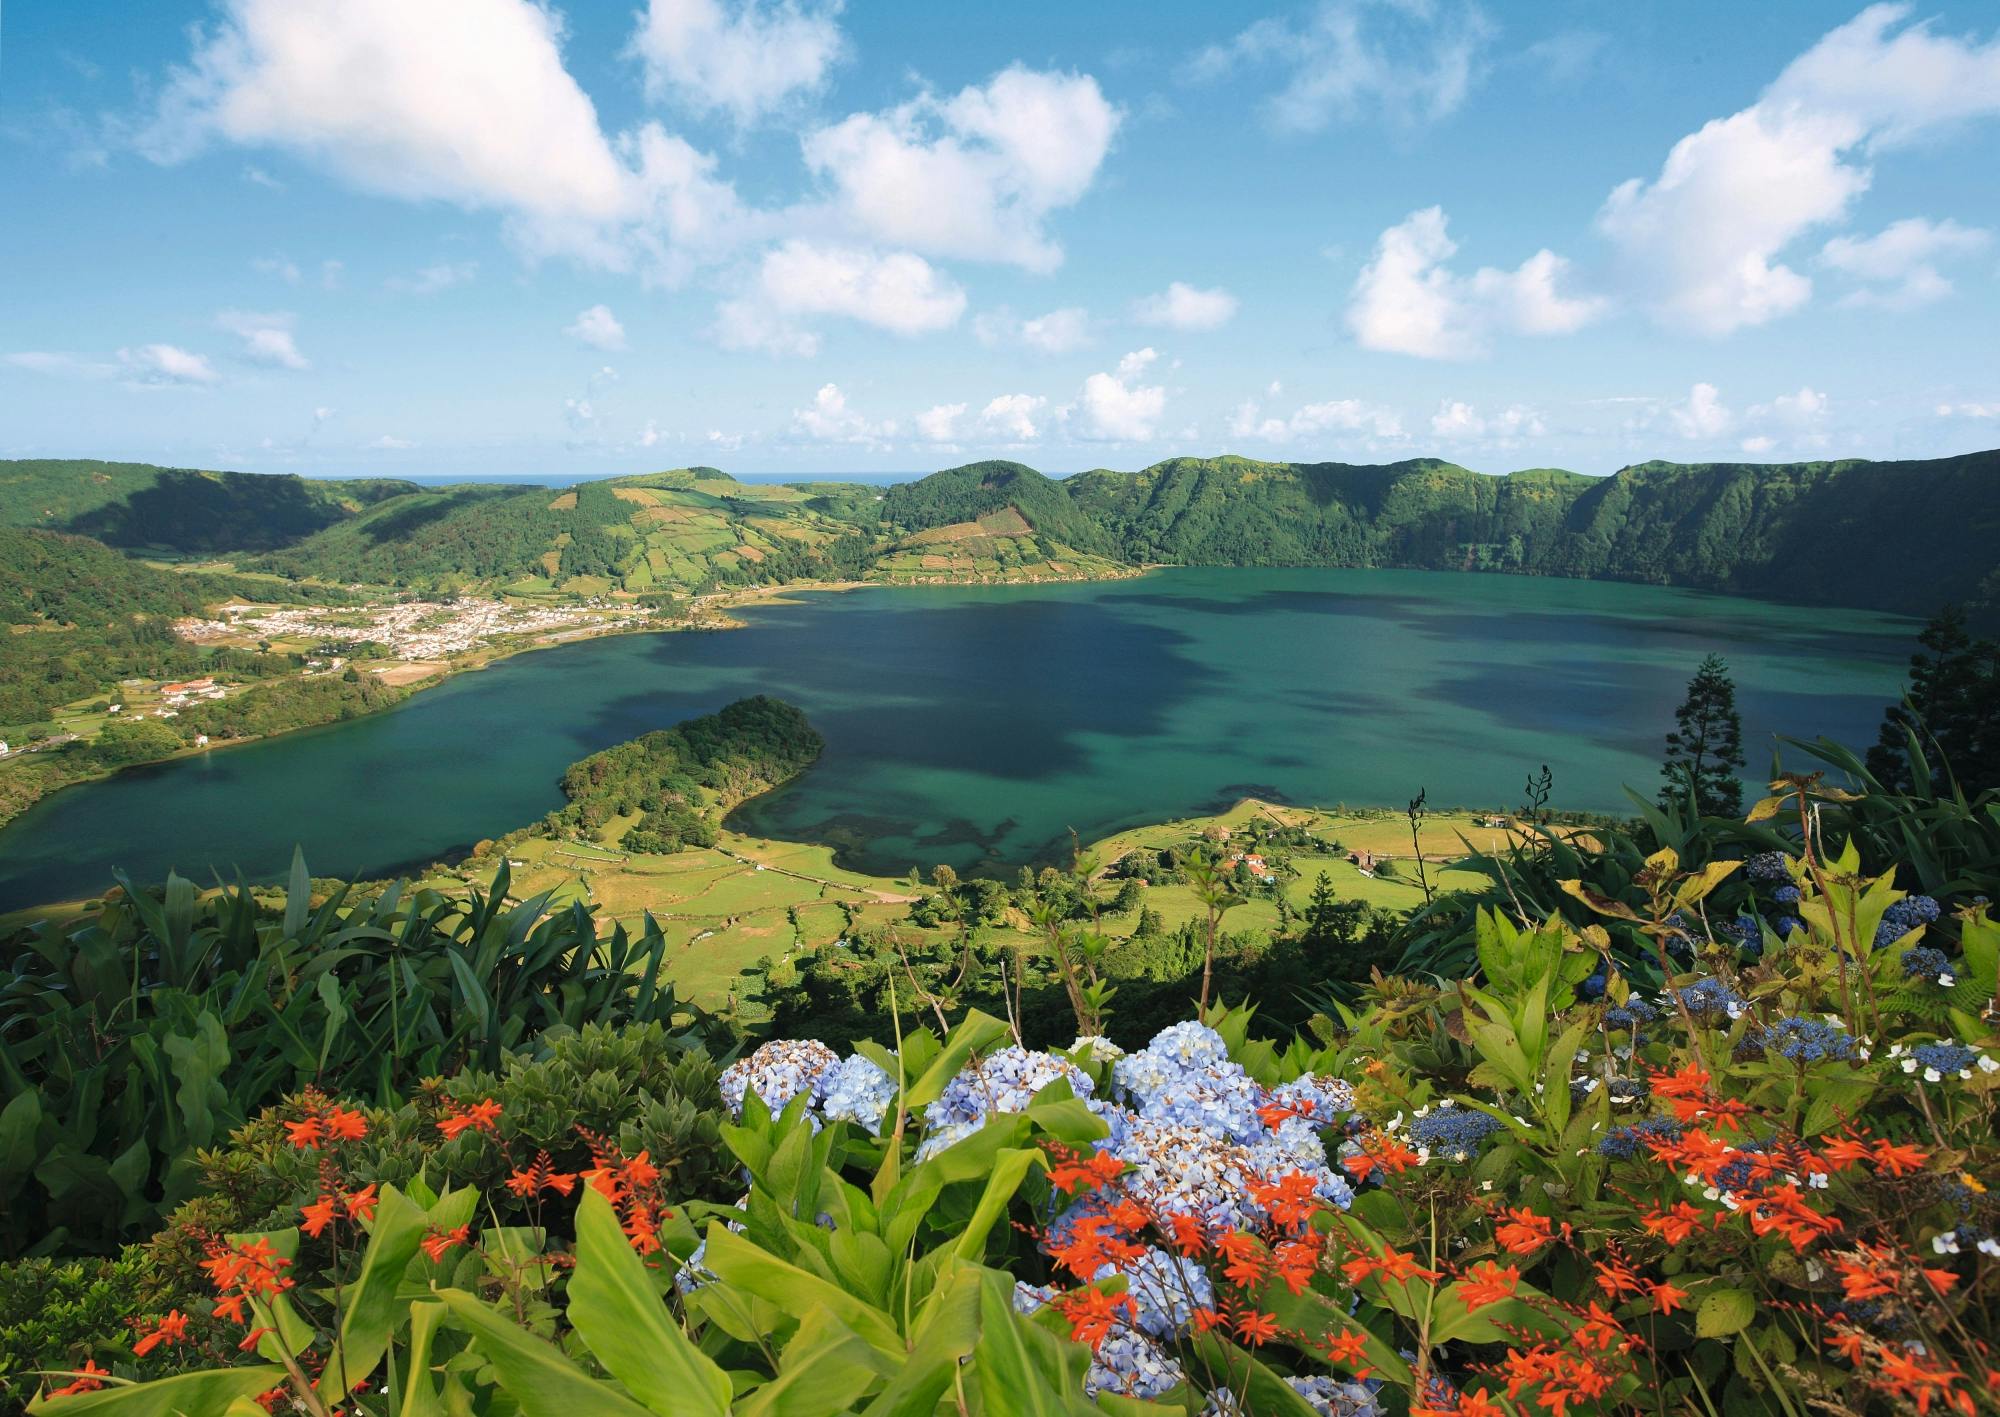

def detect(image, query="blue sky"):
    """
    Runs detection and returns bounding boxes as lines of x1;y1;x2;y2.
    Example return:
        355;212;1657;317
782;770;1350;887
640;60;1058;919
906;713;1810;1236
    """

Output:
3;0;1998;479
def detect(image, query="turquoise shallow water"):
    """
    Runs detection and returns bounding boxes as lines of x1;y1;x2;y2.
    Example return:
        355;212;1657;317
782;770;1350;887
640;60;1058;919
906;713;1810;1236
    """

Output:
0;568;1914;907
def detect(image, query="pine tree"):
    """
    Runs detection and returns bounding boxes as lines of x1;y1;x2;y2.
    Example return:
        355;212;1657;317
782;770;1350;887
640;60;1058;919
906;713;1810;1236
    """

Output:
1867;606;2000;794
1660;654;1746;817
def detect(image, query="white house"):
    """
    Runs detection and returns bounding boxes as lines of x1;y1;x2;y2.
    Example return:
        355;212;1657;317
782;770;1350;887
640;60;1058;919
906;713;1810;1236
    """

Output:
0;741;9;757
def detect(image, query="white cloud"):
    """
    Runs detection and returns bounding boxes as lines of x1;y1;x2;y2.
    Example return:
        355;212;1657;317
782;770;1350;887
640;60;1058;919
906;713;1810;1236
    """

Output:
118;344;220;386
253;254;301;283
1428;400;1545;440
628;0;844;126
1597;5;2000;335
1346;207;1602;358
138;0;753;280
242;163;283;189
915;402;966;442
802;65;1119;272
215;309;308;369
1821;216;1990;309
717;241;965;353
312;405;335;428
1076;349;1166;441
565;304;629;350
1229;394;1402;442
1937;401;2000;419
1740;436;1776;454
980;393;1046;440
367;434;416;450
639;420;663;447
1189;0;1494;133
1669;382;1733;440
1020;307;1092;353
708;429;746;451
792;382;894;443
388;262;478;295
1132;282;1238;331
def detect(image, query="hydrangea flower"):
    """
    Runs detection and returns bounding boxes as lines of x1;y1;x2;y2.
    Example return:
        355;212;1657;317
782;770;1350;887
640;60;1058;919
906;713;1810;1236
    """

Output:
916;1047;1095;1160
1604;997;1657;1032
718;1039;839;1120
1762;1017;1857;1064
1744;851;1792;883
1085;1328;1185;1399
1777;915;1803;937
818;1054;899;1134
1772;884;1802;906
1068;1035;1124;1061
1407;1104;1502;1162
1673;977;1748;1022
1901;947;1953;985
1875;895;1941;948
1098;1245;1214;1338
1902;1042;1989;1082
1597;1116;1683;1160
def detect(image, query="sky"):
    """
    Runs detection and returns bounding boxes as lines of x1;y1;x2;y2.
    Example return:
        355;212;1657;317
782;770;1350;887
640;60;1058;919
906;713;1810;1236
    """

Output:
2;1;1998;480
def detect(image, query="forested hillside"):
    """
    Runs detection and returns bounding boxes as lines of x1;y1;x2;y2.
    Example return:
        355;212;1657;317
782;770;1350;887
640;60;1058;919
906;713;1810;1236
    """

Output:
0;459;415;553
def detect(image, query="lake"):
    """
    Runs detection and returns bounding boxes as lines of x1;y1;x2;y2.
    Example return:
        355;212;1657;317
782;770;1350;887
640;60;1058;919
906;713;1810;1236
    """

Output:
0;568;1915;909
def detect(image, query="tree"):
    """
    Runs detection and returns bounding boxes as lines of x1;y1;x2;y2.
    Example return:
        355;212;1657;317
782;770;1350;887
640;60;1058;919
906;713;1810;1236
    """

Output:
1659;654;1745;817
1867;606;2000;794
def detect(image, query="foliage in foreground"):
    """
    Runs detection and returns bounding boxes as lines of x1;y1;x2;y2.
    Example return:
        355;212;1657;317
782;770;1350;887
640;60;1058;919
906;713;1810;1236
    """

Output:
15;772;2000;1415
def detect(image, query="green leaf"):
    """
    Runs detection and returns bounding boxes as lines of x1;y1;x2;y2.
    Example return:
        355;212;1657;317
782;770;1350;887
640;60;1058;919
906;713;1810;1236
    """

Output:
320;1184;432;1397
436;1287;655;1417
399;1301;447;1417
860;1265;983;1417
969;1271;1092;1417
905;1011;1011;1110
26;1368;285;1415
734;1306;889;1417
566;1190;732;1417
1696;1287;1757;1338
702;1224;903;1357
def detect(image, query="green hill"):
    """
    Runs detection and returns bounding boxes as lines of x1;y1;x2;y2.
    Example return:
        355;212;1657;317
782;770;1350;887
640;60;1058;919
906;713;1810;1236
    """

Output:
0;459;417;553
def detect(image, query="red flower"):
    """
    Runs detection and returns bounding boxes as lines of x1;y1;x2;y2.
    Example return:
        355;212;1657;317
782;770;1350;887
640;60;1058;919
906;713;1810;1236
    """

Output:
1456;1391;1505;1417
284;1117;325;1150
132;1309;191;1357
439;1097;503;1141
506;1152;579;1200
421;1225;471;1263
1649;1281;1690;1315
324;1106;368;1142
1324;1330;1368;1367
1872;1140;1929;1177
300;1193;340;1238
1233;1308;1280;1346
345;1184;379;1223
1057;1289;1133;1349
1458;1261;1519;1311
1639;1201;1712;1246
1495;1207;1555;1255
48;1359;109;1397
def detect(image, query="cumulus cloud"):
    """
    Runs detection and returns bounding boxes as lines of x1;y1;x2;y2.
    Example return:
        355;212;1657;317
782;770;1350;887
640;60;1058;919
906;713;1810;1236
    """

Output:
1132;282;1238;331
1428;400;1545;440
1228;394;1402;442
119;344;220;386
565;304;628;350
915;402;966;442
803;65;1119;272
1075;349;1166;441
138;0;753;280
1668;382;1733;440
216;309;308;368
792;382;894;443
1346;207;1603;358
1936;401;2000;419
1596;5;2000;335
1189;0;1494;133
973;306;1092;353
979;393;1047;440
1821;217;1990;309
717;241;965;353
628;0;844;126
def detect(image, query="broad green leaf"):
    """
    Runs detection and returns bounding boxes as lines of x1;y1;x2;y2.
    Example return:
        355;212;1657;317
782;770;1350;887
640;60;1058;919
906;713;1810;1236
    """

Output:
567;1190;731;1417
952;1148;1041;1262
26;1368;284;1415
969;1272;1091;1417
320;1184;432;1397
702;1224;903;1357
1696;1287;1756;1338
905;1011;1011;1110
436;1287;654;1417
399;1301;447;1417
861;1265;983;1417
735;1306;888;1417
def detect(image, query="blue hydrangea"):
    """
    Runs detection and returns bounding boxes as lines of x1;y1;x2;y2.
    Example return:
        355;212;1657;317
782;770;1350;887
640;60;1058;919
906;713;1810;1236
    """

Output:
1083;1328;1185;1400
818;1054;899;1134
1901;947;1950;983
1407;1105;1502;1161
917;1047;1095;1160
718;1039;839;1119
1744;851;1792;883
1721;914;1762;952
1772;884;1802;907
1777;915;1803;937
1604;996;1657;1031
1266;1074;1356;1123
1762;1017;1857;1064
1578;967;1608;1000
1098;1245;1214;1338
1673;977;1748;1022
1875;895;1942;948
1906;1042;1979;1080
1597;1116;1683;1160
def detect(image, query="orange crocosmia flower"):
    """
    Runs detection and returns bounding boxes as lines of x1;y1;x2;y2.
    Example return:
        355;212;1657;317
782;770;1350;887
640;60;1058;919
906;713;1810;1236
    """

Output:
1458;1261;1519;1311
300;1194;340;1238
621;1150;660;1187
1455;1390;1506;1417
1375;1246;1440;1282
1819;1136;1874;1171
49;1359;109;1397
1743;1185;1841;1250
1573;1301;1625;1354
623;1205;662;1255
1341;1254;1381;1285
1058;1290;1133;1348
1922;1267;1960;1293
212;1293;248;1325
344;1184;379;1223
1875;1350;1970;1415
1649;1281;1690;1315
1872;1140;1929;1177
324;1106;368;1142
1190;1305;1227;1335
238;1325;275;1353
1649;1063;1712;1099
1324;1330;1368;1366
1593;1257;1644;1300
421;1225;470;1263
284;1117;325;1150
133;1309;191;1356
1495;1207;1555;1254
1234;1308;1281;1346
1166;1212;1208;1256
1217;1233;1269;1287
1640;1201;1711;1246
582;1166;623;1203
1827;1329;1868;1365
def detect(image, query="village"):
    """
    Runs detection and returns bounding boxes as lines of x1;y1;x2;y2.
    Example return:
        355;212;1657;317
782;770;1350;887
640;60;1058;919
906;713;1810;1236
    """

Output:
173;595;651;662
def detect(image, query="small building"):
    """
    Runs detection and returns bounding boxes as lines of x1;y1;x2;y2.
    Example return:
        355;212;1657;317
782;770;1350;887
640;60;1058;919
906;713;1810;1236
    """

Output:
0;741;9;757
107;704;122;713
194;734;210;748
